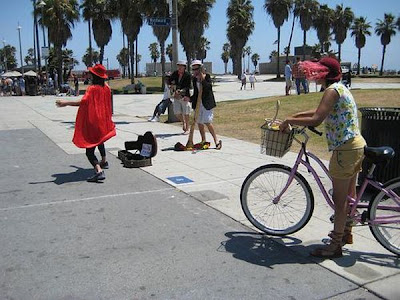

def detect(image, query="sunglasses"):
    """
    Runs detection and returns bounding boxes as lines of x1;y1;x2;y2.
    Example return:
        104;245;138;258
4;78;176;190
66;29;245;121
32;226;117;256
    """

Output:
192;67;200;71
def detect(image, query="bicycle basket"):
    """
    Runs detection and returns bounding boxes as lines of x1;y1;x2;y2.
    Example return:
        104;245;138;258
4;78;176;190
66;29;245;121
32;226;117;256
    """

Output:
261;120;295;157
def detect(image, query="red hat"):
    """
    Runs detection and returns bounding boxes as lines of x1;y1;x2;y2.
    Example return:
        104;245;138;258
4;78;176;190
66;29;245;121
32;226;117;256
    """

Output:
300;57;342;81
88;64;108;79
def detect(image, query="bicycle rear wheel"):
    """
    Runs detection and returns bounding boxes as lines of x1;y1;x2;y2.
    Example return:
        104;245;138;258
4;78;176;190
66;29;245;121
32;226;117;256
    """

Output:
240;164;314;236
368;178;400;256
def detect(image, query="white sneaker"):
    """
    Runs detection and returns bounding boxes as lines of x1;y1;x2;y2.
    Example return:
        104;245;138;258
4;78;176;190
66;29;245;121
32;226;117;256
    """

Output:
148;117;154;122
151;116;160;122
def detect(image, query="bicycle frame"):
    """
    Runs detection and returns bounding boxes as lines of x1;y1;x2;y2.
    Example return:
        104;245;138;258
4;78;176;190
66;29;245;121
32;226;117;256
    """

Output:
274;129;400;226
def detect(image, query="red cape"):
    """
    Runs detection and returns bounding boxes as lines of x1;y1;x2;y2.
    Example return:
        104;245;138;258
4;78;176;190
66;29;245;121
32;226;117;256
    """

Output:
72;84;116;148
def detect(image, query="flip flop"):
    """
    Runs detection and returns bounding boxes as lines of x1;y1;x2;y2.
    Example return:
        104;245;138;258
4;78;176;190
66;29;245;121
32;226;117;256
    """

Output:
216;140;222;150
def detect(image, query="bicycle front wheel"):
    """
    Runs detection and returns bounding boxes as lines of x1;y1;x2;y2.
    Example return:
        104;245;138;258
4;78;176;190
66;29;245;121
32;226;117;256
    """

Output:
240;164;314;236
368;178;400;256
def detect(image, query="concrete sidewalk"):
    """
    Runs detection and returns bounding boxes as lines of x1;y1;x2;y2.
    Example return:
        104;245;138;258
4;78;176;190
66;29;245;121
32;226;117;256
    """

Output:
1;77;399;299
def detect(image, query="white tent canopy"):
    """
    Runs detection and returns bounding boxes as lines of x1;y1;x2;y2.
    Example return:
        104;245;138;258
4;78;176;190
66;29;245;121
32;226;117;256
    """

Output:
24;70;37;77
1;71;22;77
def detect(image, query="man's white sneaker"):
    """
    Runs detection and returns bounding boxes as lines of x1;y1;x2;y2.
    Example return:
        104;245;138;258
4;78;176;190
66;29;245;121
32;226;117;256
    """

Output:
151;116;160;122
148;117;154;122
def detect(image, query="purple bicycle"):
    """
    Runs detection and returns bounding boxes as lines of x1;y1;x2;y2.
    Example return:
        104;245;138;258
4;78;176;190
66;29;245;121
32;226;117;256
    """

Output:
240;126;400;256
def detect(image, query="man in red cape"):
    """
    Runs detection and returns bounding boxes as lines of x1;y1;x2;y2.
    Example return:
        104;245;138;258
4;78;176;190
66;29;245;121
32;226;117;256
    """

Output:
56;64;116;182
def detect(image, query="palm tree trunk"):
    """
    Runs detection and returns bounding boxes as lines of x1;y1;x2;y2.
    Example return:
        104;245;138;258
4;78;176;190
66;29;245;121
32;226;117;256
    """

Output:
127;37;132;79
99;46;104;65
160;41;166;90
122;34;126;78
277;27;281;78
56;45;63;85
357;47;361;75
286;14;295;61
224;62;227;74
380;45;386;76
88;20;93;66
135;39;138;77
338;43;342;62
130;39;134;84
303;30;306;61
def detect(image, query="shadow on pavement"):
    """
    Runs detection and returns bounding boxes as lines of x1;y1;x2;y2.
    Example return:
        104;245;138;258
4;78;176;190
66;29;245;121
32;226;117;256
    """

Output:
219;232;313;268
29;165;96;185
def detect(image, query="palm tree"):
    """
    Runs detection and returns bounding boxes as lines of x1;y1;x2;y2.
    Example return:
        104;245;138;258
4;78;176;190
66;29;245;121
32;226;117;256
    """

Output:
166;44;173;62
264;0;292;78
149;42;160;75
82;48;100;67
142;0;171;88
221;43;231;74
116;47;129;77
375;13;397;76
350;16;371;75
313;4;334;55
294;0;319;60
81;0;97;67
227;0;255;77
243;46;252;73
116;0;143;83
197;37;210;63
24;48;36;65
90;0;113;64
269;50;278;61
251;53;260;71
37;0;80;85
179;0;215;65
332;4;354;62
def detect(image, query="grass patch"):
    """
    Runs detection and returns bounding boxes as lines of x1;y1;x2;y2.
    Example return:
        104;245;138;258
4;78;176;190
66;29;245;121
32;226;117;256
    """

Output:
212;89;400;160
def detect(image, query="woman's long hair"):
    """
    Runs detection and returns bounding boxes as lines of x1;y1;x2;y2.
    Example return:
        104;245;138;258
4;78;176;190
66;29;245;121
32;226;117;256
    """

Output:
90;72;105;87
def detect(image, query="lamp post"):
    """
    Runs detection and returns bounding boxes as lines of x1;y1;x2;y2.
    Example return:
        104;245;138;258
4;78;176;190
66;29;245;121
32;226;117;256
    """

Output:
2;39;8;72
17;24;24;75
169;0;178;71
37;0;48;89
33;0;41;73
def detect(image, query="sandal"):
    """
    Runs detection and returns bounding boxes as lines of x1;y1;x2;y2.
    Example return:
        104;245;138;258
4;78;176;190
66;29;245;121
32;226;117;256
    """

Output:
311;231;343;259
322;229;353;246
216;140;222;150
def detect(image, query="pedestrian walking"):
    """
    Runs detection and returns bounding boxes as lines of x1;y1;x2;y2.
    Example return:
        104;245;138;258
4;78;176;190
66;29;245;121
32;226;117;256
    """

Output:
73;74;79;96
292;57;308;95
284;60;292;95
249;73;256;90
190;60;222;150
56;64;116;182
279;57;366;258
240;72;247;90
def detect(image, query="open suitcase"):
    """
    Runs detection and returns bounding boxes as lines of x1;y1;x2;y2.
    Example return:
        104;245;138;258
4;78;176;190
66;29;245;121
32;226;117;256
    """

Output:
118;131;157;168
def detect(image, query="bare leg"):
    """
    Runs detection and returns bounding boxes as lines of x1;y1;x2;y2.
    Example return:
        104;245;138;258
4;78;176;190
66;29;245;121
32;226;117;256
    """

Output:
198;123;206;142
205;123;221;149
311;176;352;257
183;114;190;132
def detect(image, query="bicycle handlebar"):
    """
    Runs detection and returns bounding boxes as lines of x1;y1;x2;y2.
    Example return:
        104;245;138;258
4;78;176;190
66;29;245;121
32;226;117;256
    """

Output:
307;126;323;136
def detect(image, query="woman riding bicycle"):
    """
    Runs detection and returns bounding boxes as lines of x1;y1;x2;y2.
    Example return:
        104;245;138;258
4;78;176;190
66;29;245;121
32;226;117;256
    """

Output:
279;57;366;258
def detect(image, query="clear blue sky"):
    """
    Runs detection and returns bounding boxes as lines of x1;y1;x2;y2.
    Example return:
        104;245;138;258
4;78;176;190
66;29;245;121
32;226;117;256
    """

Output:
1;0;400;74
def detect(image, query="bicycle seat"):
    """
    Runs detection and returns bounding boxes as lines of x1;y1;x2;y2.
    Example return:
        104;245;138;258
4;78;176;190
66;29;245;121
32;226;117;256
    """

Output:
364;146;395;164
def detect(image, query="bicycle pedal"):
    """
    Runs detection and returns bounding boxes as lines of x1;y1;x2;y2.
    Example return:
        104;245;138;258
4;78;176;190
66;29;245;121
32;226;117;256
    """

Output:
361;211;368;224
329;214;335;223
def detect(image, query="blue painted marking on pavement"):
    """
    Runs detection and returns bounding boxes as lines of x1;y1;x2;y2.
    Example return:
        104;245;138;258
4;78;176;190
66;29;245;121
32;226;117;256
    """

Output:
167;176;194;184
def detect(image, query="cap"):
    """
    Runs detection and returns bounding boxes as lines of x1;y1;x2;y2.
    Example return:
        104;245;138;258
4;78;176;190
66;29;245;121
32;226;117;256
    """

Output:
177;60;187;66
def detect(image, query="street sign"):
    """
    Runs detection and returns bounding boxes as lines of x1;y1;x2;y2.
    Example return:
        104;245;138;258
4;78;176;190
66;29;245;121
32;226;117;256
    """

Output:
148;17;171;27
41;47;49;58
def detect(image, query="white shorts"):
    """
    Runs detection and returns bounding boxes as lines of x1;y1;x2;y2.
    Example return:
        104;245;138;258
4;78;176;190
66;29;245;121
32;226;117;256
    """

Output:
173;98;191;115
197;102;214;124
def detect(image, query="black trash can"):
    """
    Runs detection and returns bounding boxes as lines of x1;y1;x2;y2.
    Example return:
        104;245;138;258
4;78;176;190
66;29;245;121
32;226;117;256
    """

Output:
359;107;400;183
